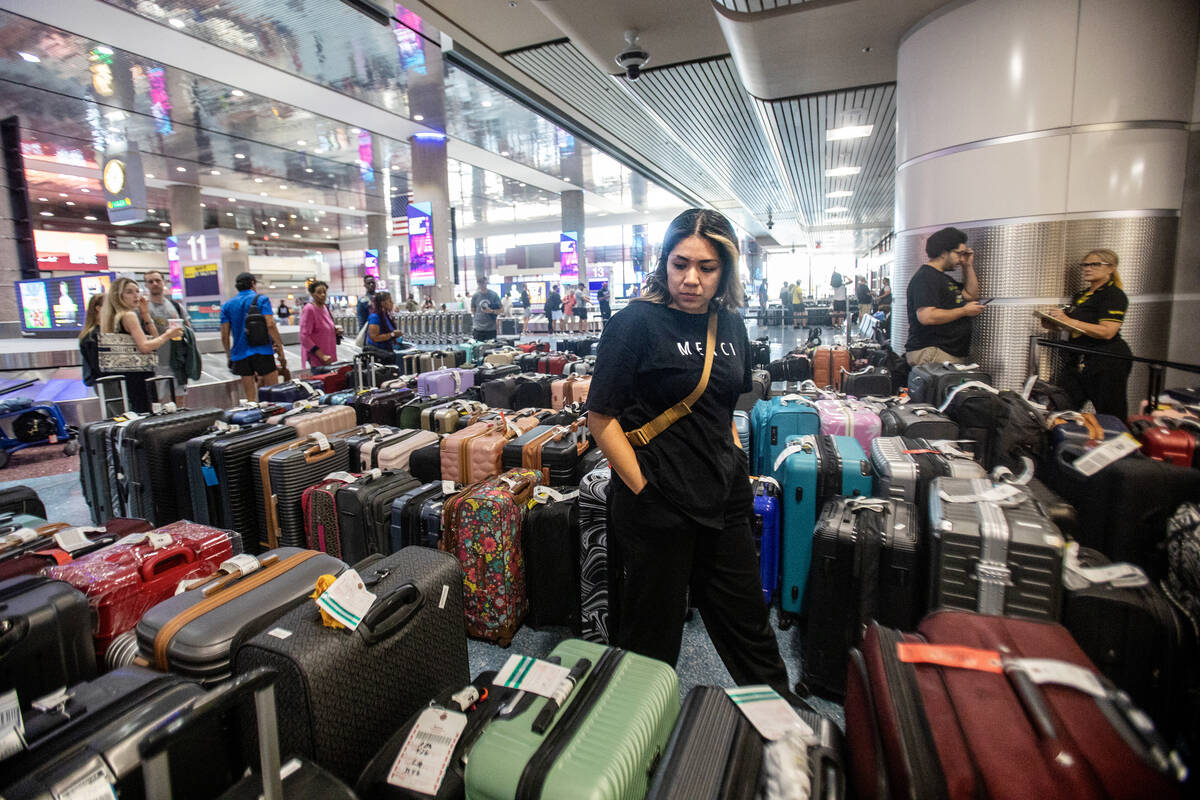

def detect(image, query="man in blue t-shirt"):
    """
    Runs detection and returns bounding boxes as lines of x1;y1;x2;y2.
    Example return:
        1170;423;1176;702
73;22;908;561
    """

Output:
356;276;377;331
220;272;286;401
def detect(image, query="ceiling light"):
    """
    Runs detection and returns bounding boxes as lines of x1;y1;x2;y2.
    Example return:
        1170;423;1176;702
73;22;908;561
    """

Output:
234;153;246;159
826;190;853;198
84;215;97;221
94;46;113;55
39;211;52;216
296;140;306;146
18;52;40;63
323;227;329;232
348;206;355;211
79;188;90;193
227;197;235;202
159;222;170;227
200;203;206;207
308;199;315;204
413;114;424;121
277;223;285;228
245;229;255;234
293;234;301;238
269;216;277;221
210;169;221;175
413;132;445;142
231;89;245;97
279;184;287;190
175;166;186;172
289;214;296;219
148;209;156;214
260;192;267;196
59;192;68;197
826;166;861;177
826;206;848;213
65;201;75;206
168;18;186;29
350;127;360;134
302;226;309;230
564;177;571;182
501;151;510;157
482;100;492;108
271;232;279;237
304;167;313;173
826;125;873;141
37;196;48;202
254;177;263;183
225;212;233;217
327;235;334;239
145;173;155;179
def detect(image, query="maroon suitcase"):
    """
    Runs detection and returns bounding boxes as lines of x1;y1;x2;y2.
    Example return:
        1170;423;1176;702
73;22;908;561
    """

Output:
845;610;1183;800
0;518;152;580
537;354;569;374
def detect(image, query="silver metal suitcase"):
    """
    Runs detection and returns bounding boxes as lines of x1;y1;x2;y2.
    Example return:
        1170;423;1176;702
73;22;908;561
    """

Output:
870;436;986;505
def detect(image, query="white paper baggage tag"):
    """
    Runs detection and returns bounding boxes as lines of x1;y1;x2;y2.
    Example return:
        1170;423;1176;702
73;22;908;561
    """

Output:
5;529;39;545
1005;658;1107;699
324;471;358;483
1070;433;1141;476
725;686;813;742
493;655;572;698
772;436;816;472
0;689;25;761
315;569;376;630
54;527;103;554
58;765;117;800
311;432;331;451
219;554;261;578
385;706;467;794
115;532;172;549
531;486;579;505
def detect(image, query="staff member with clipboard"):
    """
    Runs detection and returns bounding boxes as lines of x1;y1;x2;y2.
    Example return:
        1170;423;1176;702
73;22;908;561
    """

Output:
1042;249;1132;416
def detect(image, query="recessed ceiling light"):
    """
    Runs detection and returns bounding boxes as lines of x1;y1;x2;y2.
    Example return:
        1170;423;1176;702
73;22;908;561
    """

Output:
200;203;206;208
302;226;309;230
304;167;313;173
289;214;297;219
413;114;424;121
279;184;287;190
39;211;52;216
277;223;285;228
327;235;334;239
245;229;255;234
500;151;510;157
227;197;236;202
260;192;268;196
254;177;264;183
826;166;861;177
84;215;97;221
348;206;355;211
159;222;170;227
296;140;306;146
826;125;873;141
234;153;246;159
322;227;329;232
231;89;245;97
826;190;853;198
59;192;68;197
269;216;277;221
350;127;360;134
210;169;221;175
148;209;156;214
482;100;492;108
308;199;315;204
271;232;279;237
79;188;90;193
225;212;234;217
65;201;75;206
564;177;571;182
826;206;848;213
145;173;155;179
293;234;301;238
175;166;186;172
37;196;47;202
18;52;40;63
168;18;186;29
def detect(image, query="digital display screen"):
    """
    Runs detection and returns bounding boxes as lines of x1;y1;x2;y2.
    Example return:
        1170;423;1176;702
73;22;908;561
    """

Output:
364;249;380;278
183;262;221;298
408;201;435;287
526;281;547;306
560;231;578;279
33;230;109;271
17;274;111;333
166;235;184;299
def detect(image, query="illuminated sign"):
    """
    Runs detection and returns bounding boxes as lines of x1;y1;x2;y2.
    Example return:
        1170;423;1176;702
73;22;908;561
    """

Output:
33;230;110;271
146;68;174;135
102;143;147;225
166;236;184;299
90;47;115;96
17;274;111;333
407;201;435;286
357;130;375;185
364;249;379;278
560;231;579;279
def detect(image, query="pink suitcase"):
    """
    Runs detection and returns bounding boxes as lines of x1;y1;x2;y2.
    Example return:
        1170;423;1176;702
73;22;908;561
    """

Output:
281;404;357;436
360;428;440;471
814;397;882;453
551;375;592;410
440;415;541;484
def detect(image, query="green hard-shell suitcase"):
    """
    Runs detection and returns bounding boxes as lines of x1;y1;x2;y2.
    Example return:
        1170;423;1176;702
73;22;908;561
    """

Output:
464;638;680;800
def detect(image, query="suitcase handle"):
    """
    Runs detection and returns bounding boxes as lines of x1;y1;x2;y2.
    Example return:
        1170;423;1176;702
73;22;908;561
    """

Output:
0;616;29;658
140;546;196;581
359;582;423;645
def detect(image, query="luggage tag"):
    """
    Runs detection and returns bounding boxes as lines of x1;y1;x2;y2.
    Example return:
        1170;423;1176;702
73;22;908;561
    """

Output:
530;486;579;505
493;654;572;698
938;481;1025;506
0;689;25;761
115;531;174;549
314;568;376;630
725;686;814;741
202;465;219;486
772;436;816;471
385;706;468;795
311;432;331;451
3;528;40;546
53;527;104;554
1062;542;1149;590
324;470;358;483
1069;433;1141;476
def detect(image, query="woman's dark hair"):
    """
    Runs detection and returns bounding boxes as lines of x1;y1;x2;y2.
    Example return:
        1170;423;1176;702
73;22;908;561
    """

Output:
639;209;744;311
372;291;392;316
308;280;328;295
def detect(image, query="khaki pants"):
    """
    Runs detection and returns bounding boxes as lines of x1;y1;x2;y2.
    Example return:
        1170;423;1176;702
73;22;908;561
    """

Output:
906;346;967;367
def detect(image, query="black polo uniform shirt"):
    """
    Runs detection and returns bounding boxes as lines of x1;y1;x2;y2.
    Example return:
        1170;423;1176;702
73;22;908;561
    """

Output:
1064;280;1128;348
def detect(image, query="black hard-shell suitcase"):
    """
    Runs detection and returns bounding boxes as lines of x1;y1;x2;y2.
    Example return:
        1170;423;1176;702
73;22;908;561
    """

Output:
408;441;443;483
254;435;351;551
389;481;446;551
182;423;272;525
169;438;196;522
524;489;581;630
878;403;958;440
0;486;45;519
802;497;920;696
0;667;204;800
475;363;520;384
841;366;892;398
211;424;297;545
234;547;470;785
138;667;357;800
479;375;518;409
907;362;992;405
0;575;96;711
120;406;224;525
1047;445;1200;576
767;355;810;383
646;685;846;800
573;446;608;486
355;670;510;800
335;469;422;562
1062;546;1196;739
135;548;346;684
79;375;131;523
928;476;1066;621
517;352;541;372
736;369;771;411
512;373;556;410
503;423;588;485
360;388;415;426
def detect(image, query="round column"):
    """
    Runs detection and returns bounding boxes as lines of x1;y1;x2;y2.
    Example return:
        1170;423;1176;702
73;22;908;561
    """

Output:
893;0;1198;402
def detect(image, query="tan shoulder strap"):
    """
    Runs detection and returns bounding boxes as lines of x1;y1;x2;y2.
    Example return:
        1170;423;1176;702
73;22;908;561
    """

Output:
626;311;718;447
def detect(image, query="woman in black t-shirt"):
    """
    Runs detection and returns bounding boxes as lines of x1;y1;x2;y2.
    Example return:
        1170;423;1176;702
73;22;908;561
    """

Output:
1045;248;1132;416
588;209;792;697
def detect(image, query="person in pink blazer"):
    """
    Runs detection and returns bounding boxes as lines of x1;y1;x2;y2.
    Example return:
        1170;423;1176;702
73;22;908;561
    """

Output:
299;280;341;368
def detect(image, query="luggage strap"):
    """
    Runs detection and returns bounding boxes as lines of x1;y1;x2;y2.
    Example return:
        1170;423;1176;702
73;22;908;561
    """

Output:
773;435;815;472
626;312;716;447
937;380;998;413
1048;411;1105;442
975;496;1012;614
152;550;321;670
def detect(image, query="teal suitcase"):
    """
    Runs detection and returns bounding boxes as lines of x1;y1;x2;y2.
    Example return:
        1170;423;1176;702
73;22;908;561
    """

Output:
750;396;820;477
772;434;872;620
464;639;679;800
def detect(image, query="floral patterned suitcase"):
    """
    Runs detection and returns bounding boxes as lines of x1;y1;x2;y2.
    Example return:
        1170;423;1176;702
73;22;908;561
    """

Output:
440;468;543;645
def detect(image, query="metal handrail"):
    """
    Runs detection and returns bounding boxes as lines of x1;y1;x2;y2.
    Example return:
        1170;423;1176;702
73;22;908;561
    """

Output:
1029;336;1200;410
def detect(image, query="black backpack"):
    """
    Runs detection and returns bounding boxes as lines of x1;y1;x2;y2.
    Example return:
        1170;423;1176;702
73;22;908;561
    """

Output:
831;272;843;288
244;293;270;347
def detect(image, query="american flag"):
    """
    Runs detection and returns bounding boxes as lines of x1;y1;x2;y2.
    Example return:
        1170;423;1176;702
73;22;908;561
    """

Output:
390;192;412;237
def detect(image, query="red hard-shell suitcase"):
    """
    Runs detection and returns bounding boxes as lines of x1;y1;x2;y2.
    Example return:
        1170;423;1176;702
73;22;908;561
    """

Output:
845;610;1184;800
1129;415;1199;468
46;521;242;662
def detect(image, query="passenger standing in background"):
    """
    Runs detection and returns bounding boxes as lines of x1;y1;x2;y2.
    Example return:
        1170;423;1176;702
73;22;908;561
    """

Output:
275;299;291;324
587;208;794;699
1044;249;1132;416
854;277;873;325
598;282;612;325
574;283;589;333
545;285;563;333
756;280;768;313
500;290;513;317
364;291;401;364
779;281;792;326
100;278;181;412
300;280;340;368
78;293;104;389
220;272;284;402
355;276;377;332
143;270;192;393
404;293;419;313
790;281;807;329
876;277;893;314
562;284;576;333
519;284;532;331
422;296;434;310
904;227;984;366
470;276;501;341
830;271;848;328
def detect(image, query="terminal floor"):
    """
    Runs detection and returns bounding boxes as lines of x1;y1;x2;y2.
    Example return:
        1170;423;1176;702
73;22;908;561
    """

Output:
0;319;849;722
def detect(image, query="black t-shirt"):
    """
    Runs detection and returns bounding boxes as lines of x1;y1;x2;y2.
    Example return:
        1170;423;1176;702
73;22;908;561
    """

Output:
545;291;562;313
588;301;752;529
905;264;971;356
1065;280;1128;348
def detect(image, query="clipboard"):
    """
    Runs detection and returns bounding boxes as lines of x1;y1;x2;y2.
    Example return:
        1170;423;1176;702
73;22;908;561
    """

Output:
1033;309;1088;336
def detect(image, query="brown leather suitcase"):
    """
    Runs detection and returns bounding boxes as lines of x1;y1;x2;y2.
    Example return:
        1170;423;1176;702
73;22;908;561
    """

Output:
812;346;851;390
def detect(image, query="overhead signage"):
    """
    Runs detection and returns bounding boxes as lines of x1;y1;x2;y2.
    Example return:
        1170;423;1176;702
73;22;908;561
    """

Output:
165;236;184;300
102;143;148;225
560;231;578;279
408;201;435;287
364;249;380;279
33;230;109;271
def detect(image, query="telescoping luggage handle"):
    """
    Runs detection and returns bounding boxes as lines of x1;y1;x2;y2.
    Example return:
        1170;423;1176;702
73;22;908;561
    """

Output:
94;374;131;419
146;376;178;414
139;667;286;800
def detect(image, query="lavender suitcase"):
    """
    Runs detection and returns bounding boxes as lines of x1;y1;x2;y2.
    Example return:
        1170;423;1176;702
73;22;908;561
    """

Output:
416;368;475;397
815;397;882;454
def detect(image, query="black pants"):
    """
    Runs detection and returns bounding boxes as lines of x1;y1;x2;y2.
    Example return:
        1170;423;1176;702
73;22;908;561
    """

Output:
472;329;496;342
607;477;791;695
112;371;152;413
1055;341;1132;417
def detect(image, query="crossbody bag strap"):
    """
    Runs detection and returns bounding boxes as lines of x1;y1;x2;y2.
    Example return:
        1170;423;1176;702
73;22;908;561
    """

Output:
626;311;718;447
